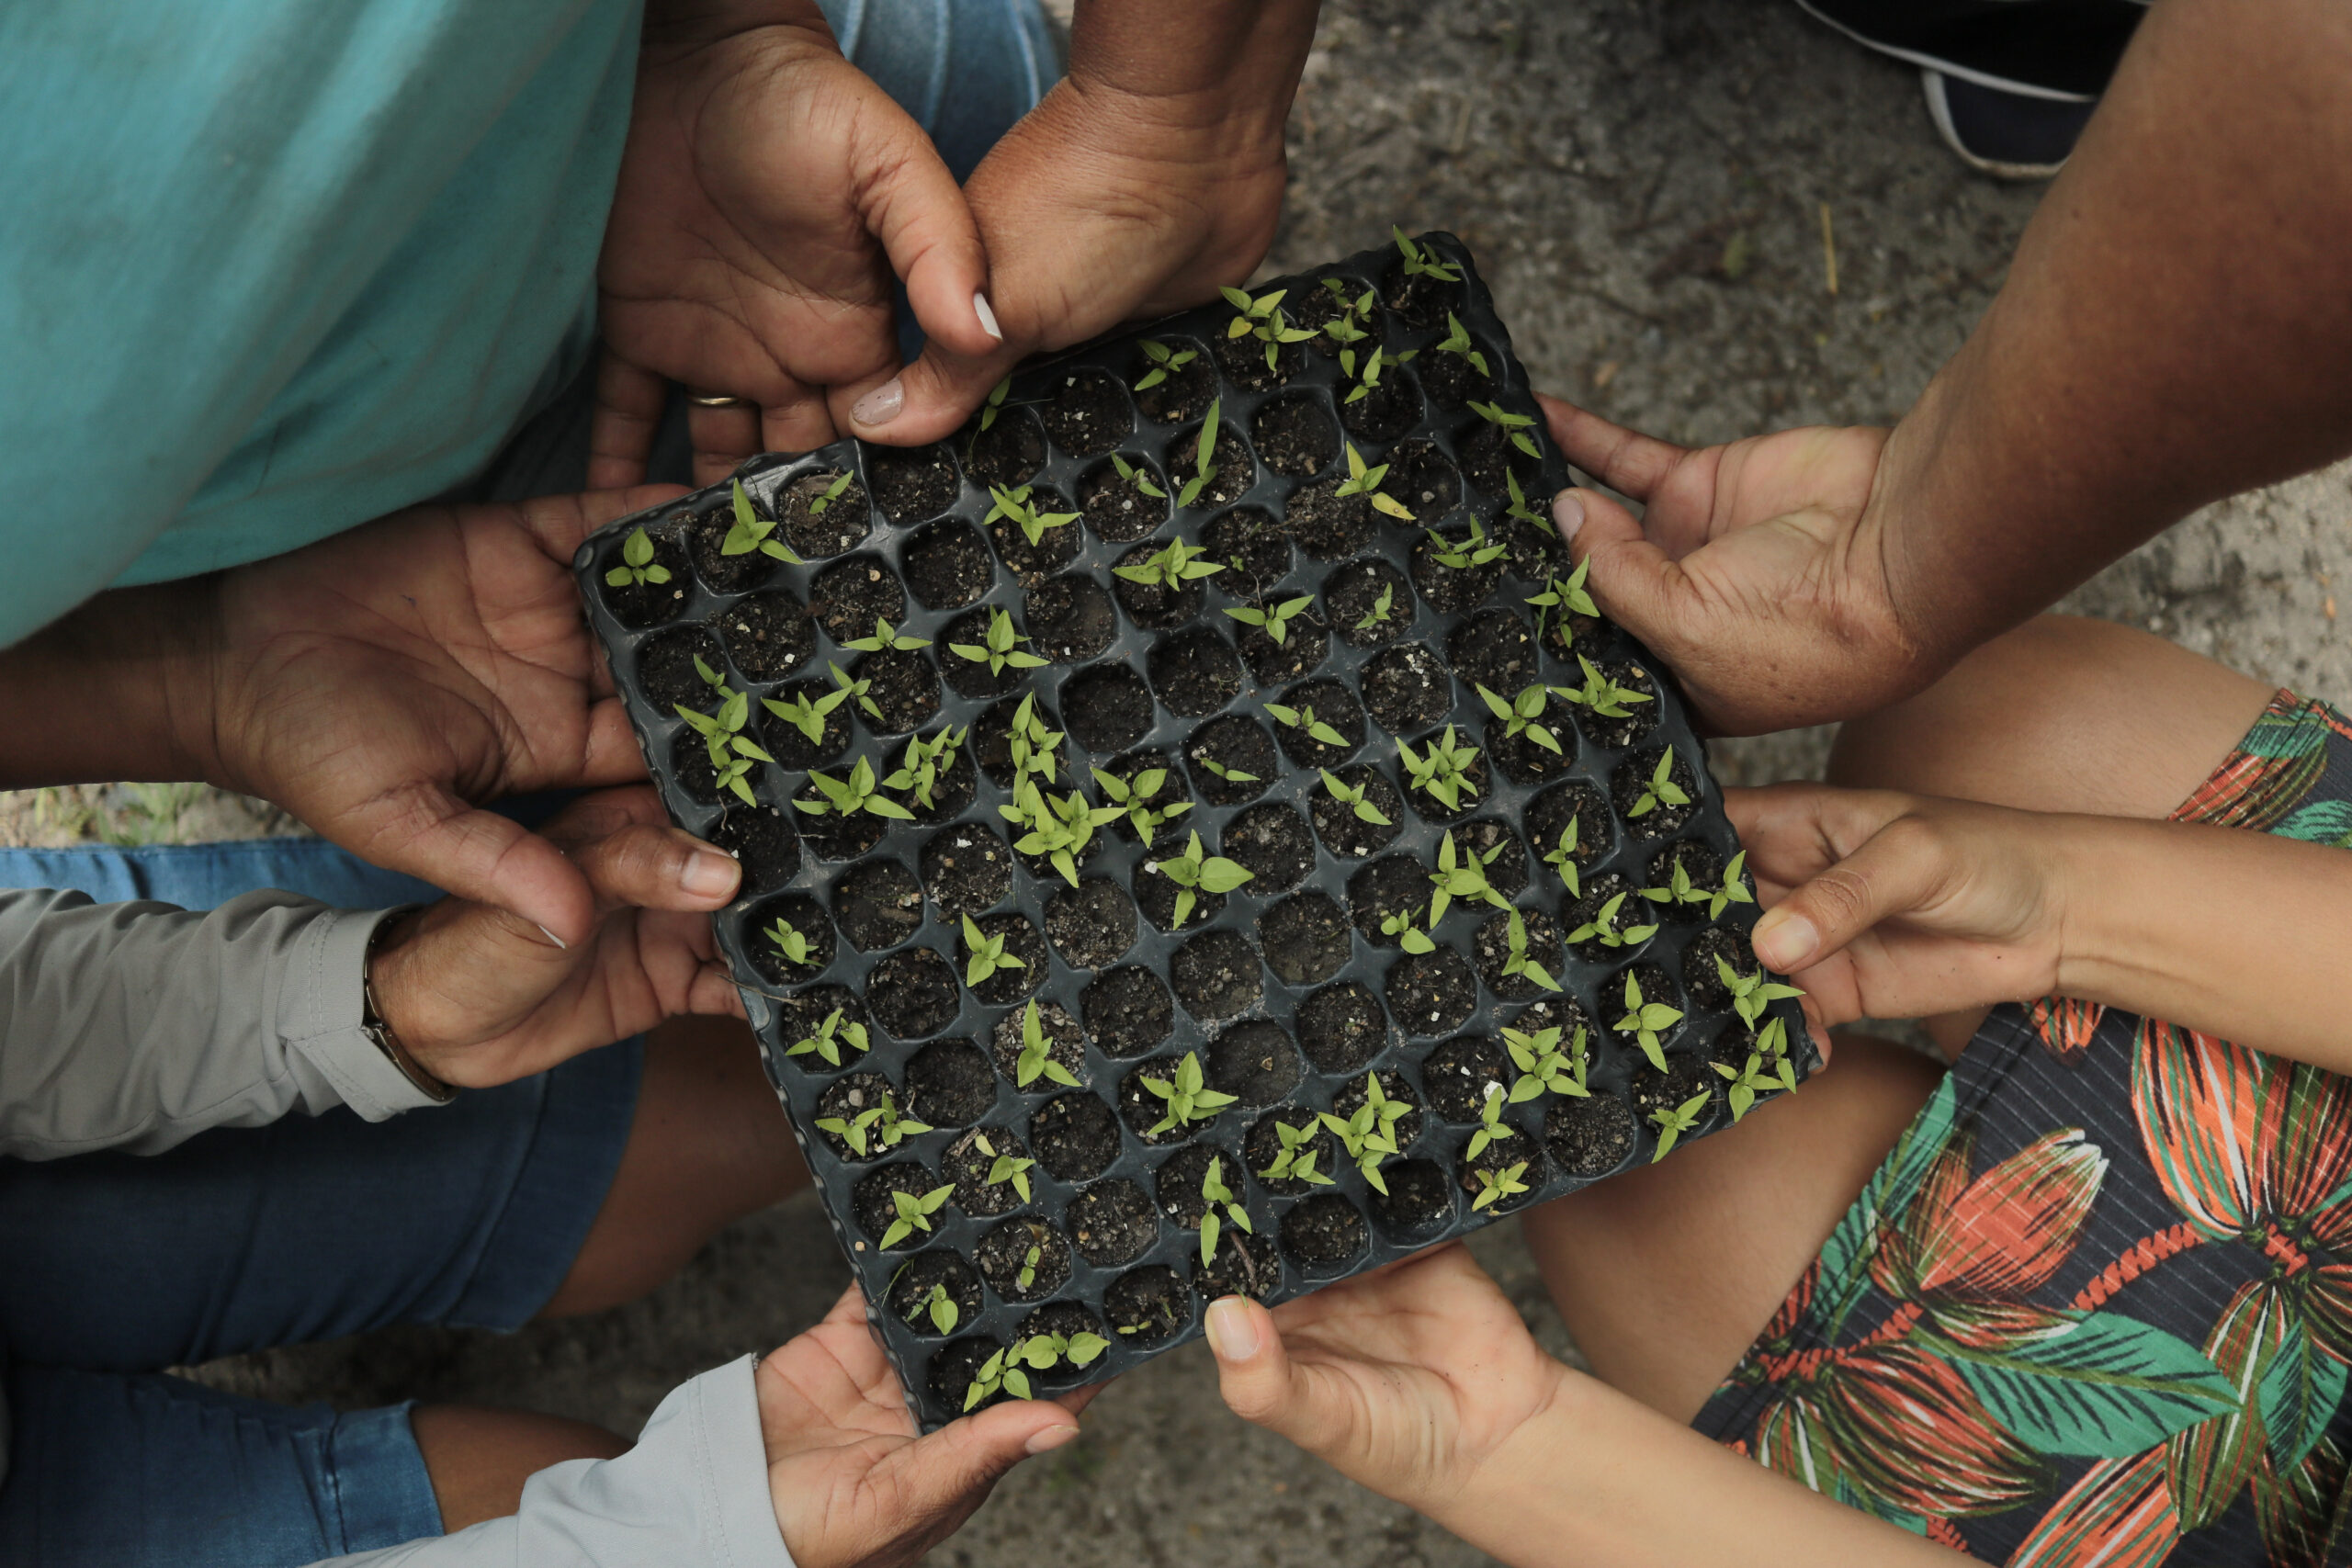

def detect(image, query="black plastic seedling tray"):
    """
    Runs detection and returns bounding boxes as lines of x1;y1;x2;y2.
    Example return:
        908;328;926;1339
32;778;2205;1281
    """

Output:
573;233;1815;1429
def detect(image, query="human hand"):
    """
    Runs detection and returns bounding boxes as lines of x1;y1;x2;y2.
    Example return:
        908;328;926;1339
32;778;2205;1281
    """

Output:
194;487;681;946
1206;1243;1567;1521
591;0;1001;486
1544;395;1945;735
758;1284;1094;1568
1730;783;2068;1029
849;1;1315;446
367;786;744;1089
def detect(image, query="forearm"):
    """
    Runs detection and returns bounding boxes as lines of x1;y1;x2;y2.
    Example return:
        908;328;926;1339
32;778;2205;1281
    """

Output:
1065;0;1319;135
1871;0;2352;665
1442;1371;1948;1568
2054;816;2352;1066
0;577;220;788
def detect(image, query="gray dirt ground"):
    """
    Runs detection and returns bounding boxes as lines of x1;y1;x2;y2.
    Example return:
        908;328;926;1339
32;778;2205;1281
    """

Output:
9;2;2348;1563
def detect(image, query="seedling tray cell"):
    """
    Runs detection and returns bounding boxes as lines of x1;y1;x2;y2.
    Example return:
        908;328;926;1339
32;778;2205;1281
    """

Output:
574;233;1816;1428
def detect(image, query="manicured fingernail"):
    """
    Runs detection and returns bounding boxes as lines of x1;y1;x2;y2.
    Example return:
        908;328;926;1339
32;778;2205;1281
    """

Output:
1553;490;1586;542
1024;1424;1080;1455
535;924;570;952
1204;1297;1261;1360
682;850;740;899
1752;911;1817;970
852;378;904;428
974;291;1003;342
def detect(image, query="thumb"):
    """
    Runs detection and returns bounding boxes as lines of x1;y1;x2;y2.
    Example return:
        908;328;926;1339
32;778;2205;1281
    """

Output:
875;1396;1080;1521
1206;1296;1332;1452
350;785;597;949
1555;486;1690;660
1750;814;1953;974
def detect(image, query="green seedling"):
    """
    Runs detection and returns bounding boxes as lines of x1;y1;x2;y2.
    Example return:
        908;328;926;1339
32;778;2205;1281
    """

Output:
1352;582;1397;632
1503;468;1549;532
1476;682;1564;754
1427;829;1510;924
1016;1235;1039;1287
1258;1118;1334;1186
879;1182;955;1249
797;754;914;821
1541;817;1584;900
976;376;1011;434
1332;443;1415;521
1006;694;1064;785
1146;829;1254;930
827;661;882;724
1139;1050;1238;1135
970;1130;1035;1203
1464;1082;1517;1161
1012;999;1080;1089
1114;536;1223;592
1091;764;1191;847
1465;399;1542;461
1425;517;1508;571
1497;908;1564;993
1177;400;1224;509
1649;1092;1712;1162
1220;284;1317;372
786;1006;869;1066
1470;1159;1532;1212
675;685;776;807
1716;954;1805;1032
1525;555;1598;645
689;654;730;694
907;1281;959;1335
1565;890;1657;951
947;605;1046;678
1433;311;1490;378
1613;972;1685;1074
1317;769;1391;827
1343;342;1415;406
1396;727;1482;812
606;526;672;588
1264;701;1349;748
817;1093;933;1160
1392;227;1464;284
1321;1071;1411;1194
842;616;931;654
764;916;819;968
804;470;855;516
1641;859;1698;910
1696;851;1756;920
1001;779;1124;887
1713;1052;1783;1124
1225;593;1315;645
1504;1024;1591;1102
1629;747;1692;818
881;726;966;811
959;913;1027;989
1133;338;1198;393
1108;450;1168;500
964;1331;1112;1410
1193;751;1259;785
1552;653;1653;719
718;479;805;564
1320;277;1378;353
986;483;1080;548
763;682;849;745
1380;907;1437;954
1197;1155;1254;1268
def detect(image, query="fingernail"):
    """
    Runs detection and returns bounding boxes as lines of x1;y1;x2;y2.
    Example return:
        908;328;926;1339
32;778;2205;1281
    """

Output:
534;924;570;951
1024;1424;1080;1456
974;291;1003;342
852;378;904;428
1204;1297;1261;1361
1752;911;1817;971
1553;490;1586;542
682;850;740;899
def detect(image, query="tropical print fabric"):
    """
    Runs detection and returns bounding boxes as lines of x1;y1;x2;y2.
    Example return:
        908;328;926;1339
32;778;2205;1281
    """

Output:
1692;691;2352;1564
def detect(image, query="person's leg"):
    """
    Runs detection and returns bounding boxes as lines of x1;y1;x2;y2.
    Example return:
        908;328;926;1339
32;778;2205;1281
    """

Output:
1520;613;2281;1414
407;1406;631;1533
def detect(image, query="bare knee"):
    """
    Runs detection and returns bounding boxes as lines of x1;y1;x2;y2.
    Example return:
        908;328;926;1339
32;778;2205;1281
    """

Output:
1829;614;2272;817
410;1404;628;1531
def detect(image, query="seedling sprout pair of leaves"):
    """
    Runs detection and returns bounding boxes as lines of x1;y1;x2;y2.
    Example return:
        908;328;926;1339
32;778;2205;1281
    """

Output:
963;1330;1111;1410
1146;830;1253;930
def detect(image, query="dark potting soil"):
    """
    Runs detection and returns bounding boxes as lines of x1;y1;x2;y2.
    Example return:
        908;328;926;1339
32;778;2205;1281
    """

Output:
686;502;775;596
1153;1142;1227;1231
1099;750;1192;844
1682;925;1756;1012
1202;507;1291;600
1214;327;1305;394
1418;346;1483;410
1608;962;1686;1064
771;984;868;1074
938;609;1031;701
1309;763;1405;859
1527;780;1612;884
1410;526;1508;615
1078;458;1170;543
808;557;908;646
600;529;692;628
1360;642;1452;733
902;749;976;827
1110;543;1207;629
1281;478;1371;561
1069;1179;1160;1266
1250;392;1340;477
1233;606;1328;686
1184;715;1279;806
637;626;725;713
1506;515;1573;583
1245;1109;1344;1198
928;1336;1001;1413
709;805;802;896
1169;929;1263;1023
779;469;870;559
1332;1067;1424;1151
905;1038;995;1127
758;679;853;770
887;1247;982;1335
1612;744;1704;840
1269;678;1363;769
1370;1157;1454;1234
1457;818;1529;899
976;1216;1071;1302
1162;422;1254;511
1348;853;1428;948
1296;981;1388;1073
800;807;888;863
903;521;994;611
851;648;942;735
1023;575;1117;663
962;410;1046;491
749;894;833;986
864;946;960;1040
1457;1125;1541;1212
718;591;817;682
1575;661;1662;750
1566;873;1652;966
1059;663;1155;754
1283;277;1356;352
1385;946;1477;1039
1325;558;1415;649
853;1161;936;1239
1645;839;1726;926
989;1000;1086;1089
1102;1266;1190;1345
919;823;1011;919
1457;419;1541;502
1080;966;1173;1059
1420;1034;1508;1123
943;1125;1032;1216
1039;367;1133;457
1042;875;1137;968
1206;1019;1303;1108
1148;626;1244;716
1195;1225;1281;1303
865;445;959;525
1449;608;1544;704
817;1072;896;1162
1258;893;1351;987
1339;367;1421;444
1131;338;1216;423
1472;905;1566;1002
1378;440;1463;530
672;728;727;807
1117;1058;1214;1147
832;859;923;952
1546;1093;1639;1179
1279;1192;1368;1269
1030;1090;1121;1183
1383;258;1464;333
1219;802;1316;891
1131;856;1222;934
957;912;1046;1006
1631;1056;1721;1129
986;499;1083;584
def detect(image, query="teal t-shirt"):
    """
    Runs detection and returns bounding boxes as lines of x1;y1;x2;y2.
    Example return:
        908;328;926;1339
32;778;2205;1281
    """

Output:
0;0;640;647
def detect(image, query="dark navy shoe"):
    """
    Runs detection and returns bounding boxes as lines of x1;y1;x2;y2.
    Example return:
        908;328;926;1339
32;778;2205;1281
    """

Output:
1922;69;2100;179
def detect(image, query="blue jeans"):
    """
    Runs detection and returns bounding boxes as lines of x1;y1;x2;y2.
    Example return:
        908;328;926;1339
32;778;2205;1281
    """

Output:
0;8;1055;1562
